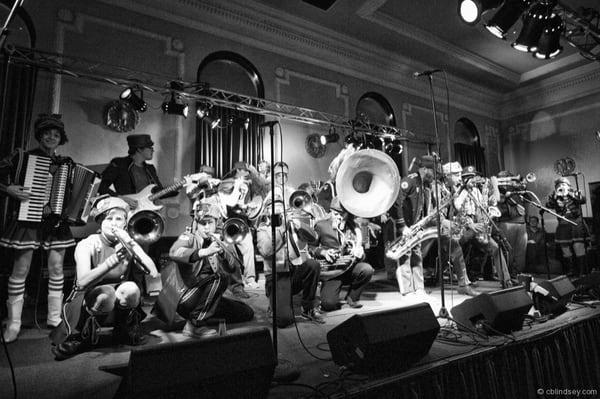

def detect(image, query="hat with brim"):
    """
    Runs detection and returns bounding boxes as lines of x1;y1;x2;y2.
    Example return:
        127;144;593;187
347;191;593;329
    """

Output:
443;162;462;175
34;114;68;145
91;196;130;222
462;165;479;178
555;177;570;188
127;134;154;148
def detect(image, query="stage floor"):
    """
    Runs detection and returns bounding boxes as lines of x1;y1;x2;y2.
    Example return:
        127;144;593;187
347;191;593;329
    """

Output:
1;269;598;398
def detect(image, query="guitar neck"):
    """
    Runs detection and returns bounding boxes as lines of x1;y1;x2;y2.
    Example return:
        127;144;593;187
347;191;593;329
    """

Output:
148;179;184;201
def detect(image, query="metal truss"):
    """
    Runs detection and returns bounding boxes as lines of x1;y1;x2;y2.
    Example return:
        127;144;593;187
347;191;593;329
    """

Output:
4;45;415;140
556;2;600;61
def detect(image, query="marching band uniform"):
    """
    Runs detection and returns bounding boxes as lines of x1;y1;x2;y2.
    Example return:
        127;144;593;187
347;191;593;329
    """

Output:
311;198;373;311
154;204;254;338
546;177;589;277
52;197;159;360
256;196;323;327
0;114;75;343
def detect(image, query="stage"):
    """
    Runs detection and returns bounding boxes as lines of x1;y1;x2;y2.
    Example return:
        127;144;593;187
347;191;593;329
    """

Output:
1;270;599;399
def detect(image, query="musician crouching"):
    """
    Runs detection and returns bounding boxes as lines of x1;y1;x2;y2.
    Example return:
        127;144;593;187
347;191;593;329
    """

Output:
546;177;589;277
154;203;254;338
256;196;324;327
52;197;159;360
0;114;75;343
311;198;373;311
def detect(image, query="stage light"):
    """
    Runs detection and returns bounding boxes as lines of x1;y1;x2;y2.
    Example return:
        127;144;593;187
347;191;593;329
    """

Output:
120;87;147;112
458;0;502;25
320;127;340;145
195;106;220;129
485;0;532;39
512;2;553;52
384;140;403;155
534;13;564;59
161;98;188;117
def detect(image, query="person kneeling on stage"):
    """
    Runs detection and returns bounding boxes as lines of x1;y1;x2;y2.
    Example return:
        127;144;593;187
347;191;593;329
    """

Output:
256;196;324;327
154;203;254;338
52;197;159;360
311;198;373;311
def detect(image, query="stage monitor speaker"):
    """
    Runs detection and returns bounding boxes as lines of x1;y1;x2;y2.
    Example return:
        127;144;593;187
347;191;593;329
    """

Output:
326;302;439;373
451;286;533;335
109;327;276;399
536;275;576;315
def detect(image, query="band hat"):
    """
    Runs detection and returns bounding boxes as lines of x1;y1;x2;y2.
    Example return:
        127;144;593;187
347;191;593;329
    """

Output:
462;165;480;177
194;201;221;220
443;161;462;175
126;134;154;148
91;196;130;222
555;177;571;188
34;114;68;145
199;165;216;177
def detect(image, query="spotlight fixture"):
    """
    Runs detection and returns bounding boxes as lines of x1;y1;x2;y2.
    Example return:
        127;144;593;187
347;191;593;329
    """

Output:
320;127;340;145
534;13;564;59
384;140;403;155
511;2;553;52
485;0;532;39
195;105;220;130
458;0;502;25
161;81;188;117
120;87;147;112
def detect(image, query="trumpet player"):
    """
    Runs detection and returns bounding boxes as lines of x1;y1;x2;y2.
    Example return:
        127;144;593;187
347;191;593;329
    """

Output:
154;202;254;338
52;197;159;360
546;177;589;277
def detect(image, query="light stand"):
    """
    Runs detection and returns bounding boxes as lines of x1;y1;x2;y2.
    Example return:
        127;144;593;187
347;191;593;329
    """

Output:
571;173;590;275
261;122;299;382
424;73;448;318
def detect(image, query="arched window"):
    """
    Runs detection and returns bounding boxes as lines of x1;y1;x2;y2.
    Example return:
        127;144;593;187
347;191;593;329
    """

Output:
355;92;403;174
196;51;264;177
454;117;486;175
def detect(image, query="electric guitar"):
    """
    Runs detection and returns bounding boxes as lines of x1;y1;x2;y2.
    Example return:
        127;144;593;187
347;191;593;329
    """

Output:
124;173;209;213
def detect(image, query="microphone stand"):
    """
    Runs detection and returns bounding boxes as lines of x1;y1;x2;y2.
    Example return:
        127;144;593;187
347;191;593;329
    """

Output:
425;73;448;318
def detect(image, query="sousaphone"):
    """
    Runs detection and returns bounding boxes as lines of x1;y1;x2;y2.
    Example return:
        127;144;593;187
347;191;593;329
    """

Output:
335;149;400;218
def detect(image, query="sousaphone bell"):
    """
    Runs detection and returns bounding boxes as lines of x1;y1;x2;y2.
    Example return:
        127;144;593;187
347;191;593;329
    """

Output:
335;149;400;218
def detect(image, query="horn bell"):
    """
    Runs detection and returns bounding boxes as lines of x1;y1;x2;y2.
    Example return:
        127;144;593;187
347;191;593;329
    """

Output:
127;210;165;245
335;149;400;218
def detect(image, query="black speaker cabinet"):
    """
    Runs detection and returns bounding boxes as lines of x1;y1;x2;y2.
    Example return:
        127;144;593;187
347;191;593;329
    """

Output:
451;286;533;334
107;327;276;399
326;302;439;373
536;275;576;315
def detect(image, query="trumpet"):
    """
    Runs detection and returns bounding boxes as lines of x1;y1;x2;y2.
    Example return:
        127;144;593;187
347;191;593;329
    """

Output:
289;190;312;210
221;217;249;244
111;228;156;275
206;232;239;273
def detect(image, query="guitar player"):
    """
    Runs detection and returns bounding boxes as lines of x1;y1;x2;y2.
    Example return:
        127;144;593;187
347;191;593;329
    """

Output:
98;134;178;295
310;197;373;311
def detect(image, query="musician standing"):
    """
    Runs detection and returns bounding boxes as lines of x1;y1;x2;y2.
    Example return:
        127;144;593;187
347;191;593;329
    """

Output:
496;170;527;274
0;114;75;343
311;197;373;310
98;134;177;207
154;203;254;338
391;155;436;298
52;197;159;360
546;177;589;277
256;196;324;327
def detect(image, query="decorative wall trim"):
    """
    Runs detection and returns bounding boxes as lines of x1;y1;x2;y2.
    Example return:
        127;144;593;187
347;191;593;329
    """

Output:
274;67;350;118
95;0;504;119
484;124;501;172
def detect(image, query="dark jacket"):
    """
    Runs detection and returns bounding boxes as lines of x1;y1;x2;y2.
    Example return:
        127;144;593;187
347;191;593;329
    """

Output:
99;155;168;196
392;172;430;228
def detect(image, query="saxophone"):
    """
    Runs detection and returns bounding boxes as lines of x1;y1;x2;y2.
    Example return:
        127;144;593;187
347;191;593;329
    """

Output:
385;195;451;260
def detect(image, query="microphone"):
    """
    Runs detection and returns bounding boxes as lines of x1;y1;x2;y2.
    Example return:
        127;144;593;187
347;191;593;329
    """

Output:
413;69;442;78
259;121;278;128
530;282;559;301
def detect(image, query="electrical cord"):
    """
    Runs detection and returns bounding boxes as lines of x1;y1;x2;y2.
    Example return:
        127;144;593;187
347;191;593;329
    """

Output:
0;326;17;399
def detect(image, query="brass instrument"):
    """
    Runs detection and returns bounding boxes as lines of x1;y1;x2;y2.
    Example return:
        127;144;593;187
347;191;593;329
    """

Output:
289;190;312;211
385;196;452;260
112;228;156;274
221;217;249;244
335;149;400;218
127;210;165;245
206;232;240;273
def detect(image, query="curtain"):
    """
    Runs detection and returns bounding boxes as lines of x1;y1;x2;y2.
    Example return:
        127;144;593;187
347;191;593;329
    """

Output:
455;142;486;176
195;105;262;178
0;56;38;230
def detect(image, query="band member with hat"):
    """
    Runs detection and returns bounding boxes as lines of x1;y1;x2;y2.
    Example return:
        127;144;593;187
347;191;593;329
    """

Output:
99;133;177;208
256;195;324;327
153;202;254;338
52;196;159;360
0;114;75;343
389;154;436;298
546;177;589;277
311;197;373;310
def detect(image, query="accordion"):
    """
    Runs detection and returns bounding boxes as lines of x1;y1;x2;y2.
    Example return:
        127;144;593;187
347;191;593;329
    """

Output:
17;154;100;225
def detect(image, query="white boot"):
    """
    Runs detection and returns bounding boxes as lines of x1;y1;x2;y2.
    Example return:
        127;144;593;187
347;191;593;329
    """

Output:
47;293;63;328
3;296;24;343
